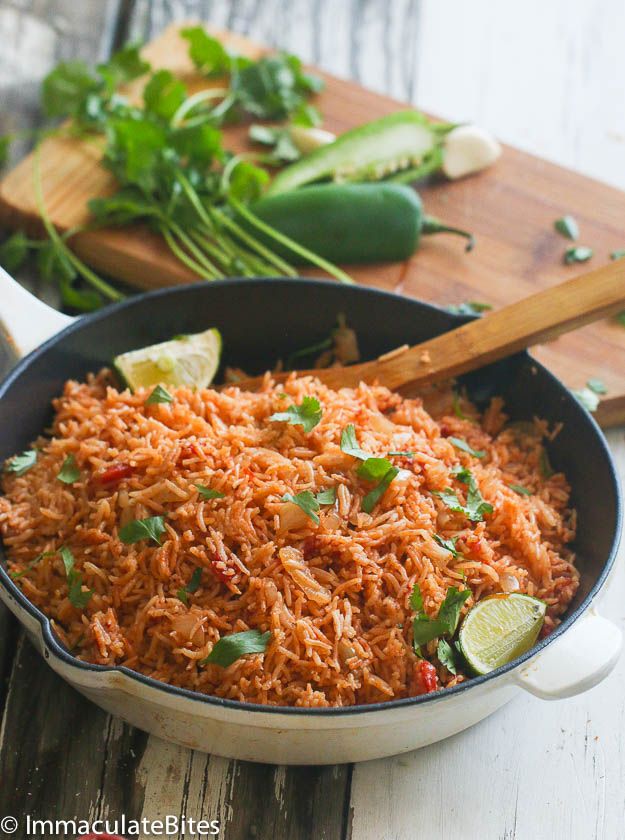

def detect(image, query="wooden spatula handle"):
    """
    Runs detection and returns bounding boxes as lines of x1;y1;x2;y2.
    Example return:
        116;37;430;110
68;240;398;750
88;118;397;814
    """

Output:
234;260;625;392
357;258;625;390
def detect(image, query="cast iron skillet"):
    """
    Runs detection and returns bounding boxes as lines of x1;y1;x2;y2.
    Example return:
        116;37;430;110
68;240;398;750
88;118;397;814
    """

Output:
0;277;621;714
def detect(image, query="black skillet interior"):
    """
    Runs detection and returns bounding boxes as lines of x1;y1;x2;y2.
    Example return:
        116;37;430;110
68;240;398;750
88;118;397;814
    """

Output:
0;278;620;614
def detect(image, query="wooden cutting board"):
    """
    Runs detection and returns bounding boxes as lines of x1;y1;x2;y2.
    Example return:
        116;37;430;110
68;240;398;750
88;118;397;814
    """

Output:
1;23;624;427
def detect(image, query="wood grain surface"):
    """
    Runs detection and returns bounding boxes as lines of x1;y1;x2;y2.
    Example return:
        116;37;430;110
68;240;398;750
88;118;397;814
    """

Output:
2;14;625;426
1;3;624;840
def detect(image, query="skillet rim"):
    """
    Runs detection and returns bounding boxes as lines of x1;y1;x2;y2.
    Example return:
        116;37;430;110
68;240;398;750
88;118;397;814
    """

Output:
0;277;621;717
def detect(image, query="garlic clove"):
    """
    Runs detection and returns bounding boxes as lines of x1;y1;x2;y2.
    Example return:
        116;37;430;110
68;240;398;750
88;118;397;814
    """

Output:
289;125;337;155
442;124;501;179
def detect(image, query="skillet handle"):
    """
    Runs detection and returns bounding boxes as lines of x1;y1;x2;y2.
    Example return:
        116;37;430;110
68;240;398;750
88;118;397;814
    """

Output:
513;609;621;700
0;266;74;360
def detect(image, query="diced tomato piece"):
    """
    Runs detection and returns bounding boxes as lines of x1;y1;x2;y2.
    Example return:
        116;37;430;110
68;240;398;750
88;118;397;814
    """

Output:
97;463;133;486
412;659;438;695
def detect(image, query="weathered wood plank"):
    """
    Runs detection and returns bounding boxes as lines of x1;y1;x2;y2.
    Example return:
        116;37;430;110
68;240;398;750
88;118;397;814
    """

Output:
0;634;148;825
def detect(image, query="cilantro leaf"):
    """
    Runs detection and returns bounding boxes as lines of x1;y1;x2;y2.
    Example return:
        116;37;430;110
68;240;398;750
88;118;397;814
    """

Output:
357;457;394;482
146;384;174;405
200;629;270;667
411;586;470;648
181;26;232;76
409;583;424;613
119;515;166;545
554;215;579;241
315;487;336;505
41;60;100;117
143;69;187;120
433;467;493;522
610;250;625;261
509;483;532;496
437;587;471;635
340;424;369;460
564;246;593;265
449;437;485;458
0;231;31;272
186;567;203;593
60;546;93;609
9;550;56;581
97;42;150;90
270;396;322;433
57;453;80;484
177;566;203;604
447;301;492;316
5;450;37;476
437;638;460;674
586;378;607;395
281;490;320;524
232;53;324;121
433;534;459;557
361;466;399;514
195;484;225;500
452;391;466;419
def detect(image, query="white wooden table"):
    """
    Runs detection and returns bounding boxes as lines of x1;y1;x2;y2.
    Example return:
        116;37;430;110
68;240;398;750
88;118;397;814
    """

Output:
0;2;623;838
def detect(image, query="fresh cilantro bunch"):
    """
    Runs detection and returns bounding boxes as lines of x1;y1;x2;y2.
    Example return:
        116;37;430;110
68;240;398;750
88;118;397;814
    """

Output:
0;33;348;310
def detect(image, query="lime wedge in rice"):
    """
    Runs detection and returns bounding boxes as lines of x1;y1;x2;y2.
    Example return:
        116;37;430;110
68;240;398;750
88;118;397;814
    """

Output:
458;593;546;675
114;328;222;392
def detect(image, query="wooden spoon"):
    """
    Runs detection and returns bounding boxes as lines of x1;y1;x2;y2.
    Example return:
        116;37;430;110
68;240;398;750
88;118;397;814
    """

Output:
235;260;625;391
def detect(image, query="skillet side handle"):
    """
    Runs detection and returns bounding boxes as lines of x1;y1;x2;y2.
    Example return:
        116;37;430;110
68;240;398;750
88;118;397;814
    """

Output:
0;265;73;359
513;609;621;700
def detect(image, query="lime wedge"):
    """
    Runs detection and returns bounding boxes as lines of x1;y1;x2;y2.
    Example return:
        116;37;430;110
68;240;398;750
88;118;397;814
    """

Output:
458;593;546;675
114;328;222;392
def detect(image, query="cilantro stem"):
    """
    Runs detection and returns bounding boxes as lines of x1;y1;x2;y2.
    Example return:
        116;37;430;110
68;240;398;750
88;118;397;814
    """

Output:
211;207;298;276
159;224;216;278
228;195;355;284
33;145;123;302
171;87;230;126
167;221;222;277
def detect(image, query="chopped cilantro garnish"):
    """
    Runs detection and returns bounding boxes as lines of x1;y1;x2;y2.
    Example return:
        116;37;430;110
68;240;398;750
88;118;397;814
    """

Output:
60;546;93;609
195;484;225;500
554;215;579;241
57;453;80;484
447;301;492;316
433;534;460;557
119;515;167;545
586;378;607;395
282;490;321;524
9;550;56;581
5;450;37;476
388;451;414;457
452;391;466;419
410;583;471;650
509;483;532;496
340;424;369;460
449;437;485;458
200;629;271;667
437;638;461;674
270;396;322;433
315;487;336;505
361;466;399;514
433;467;493;522
146;384;174;405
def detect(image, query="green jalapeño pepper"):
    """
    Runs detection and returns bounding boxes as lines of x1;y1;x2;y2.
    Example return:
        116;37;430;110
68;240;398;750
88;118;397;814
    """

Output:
248;183;474;264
